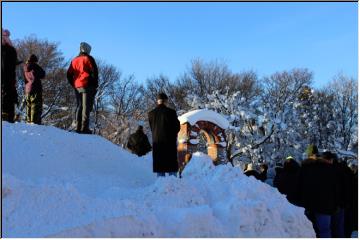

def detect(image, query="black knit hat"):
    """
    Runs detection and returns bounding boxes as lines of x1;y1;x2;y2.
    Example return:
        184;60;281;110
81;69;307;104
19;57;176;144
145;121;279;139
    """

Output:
28;54;38;63
157;92;168;100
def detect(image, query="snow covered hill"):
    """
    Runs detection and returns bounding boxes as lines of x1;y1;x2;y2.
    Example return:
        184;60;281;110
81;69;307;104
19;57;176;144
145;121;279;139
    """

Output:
2;122;315;237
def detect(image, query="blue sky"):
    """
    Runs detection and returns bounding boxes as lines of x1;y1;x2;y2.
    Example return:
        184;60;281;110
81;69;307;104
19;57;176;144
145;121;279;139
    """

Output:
2;2;358;88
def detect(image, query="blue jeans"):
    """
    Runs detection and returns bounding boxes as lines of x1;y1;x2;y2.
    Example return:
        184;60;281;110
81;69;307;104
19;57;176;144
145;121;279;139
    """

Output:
331;208;345;238
157;172;177;177
314;213;332;238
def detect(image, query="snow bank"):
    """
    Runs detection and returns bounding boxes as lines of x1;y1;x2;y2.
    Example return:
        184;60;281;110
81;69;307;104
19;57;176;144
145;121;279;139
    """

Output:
2;122;315;237
178;109;229;129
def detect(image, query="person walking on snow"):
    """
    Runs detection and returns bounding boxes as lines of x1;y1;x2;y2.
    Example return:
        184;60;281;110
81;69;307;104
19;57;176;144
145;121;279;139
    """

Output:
127;125;152;157
148;93;180;177
67;42;98;134
23;54;46;124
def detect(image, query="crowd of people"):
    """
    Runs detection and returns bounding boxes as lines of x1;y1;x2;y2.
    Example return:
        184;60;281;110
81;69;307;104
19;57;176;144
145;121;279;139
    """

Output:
2;28;180;178
1;29;98;131
2;28;358;238
243;145;358;238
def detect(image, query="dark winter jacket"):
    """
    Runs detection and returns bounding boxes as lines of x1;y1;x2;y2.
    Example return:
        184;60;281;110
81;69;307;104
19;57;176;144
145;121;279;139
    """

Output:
273;159;301;205
296;159;341;215
273;167;284;187
127;129;152;157
333;161;353;209
244;170;261;180
345;168;358;237
1;44;18;103
148;104;180;173
67;53;98;89
24;62;46;94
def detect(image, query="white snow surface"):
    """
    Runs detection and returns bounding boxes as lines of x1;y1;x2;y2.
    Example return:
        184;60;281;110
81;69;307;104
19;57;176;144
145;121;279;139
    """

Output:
2;122;315;237
178;109;230;129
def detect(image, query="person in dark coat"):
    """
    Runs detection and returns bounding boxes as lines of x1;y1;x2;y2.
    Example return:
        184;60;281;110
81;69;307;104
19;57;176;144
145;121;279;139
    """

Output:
23;54;46;124
327;153;353;238
1;29;19;123
244;163;261;180
273;156;301;206
127;125;152;157
297;152;341;238
148;93;180;177
67;42;98;134
273;162;284;187
258;163;268;182
332;158;357;238
348;163;358;237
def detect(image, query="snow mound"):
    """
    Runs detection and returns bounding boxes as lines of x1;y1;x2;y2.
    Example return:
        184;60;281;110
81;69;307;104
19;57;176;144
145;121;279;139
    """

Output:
178;109;229;129
2;122;315;237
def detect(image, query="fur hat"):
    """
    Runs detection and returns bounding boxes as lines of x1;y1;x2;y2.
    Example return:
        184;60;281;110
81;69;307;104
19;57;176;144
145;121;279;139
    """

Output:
80;42;91;54
244;163;254;172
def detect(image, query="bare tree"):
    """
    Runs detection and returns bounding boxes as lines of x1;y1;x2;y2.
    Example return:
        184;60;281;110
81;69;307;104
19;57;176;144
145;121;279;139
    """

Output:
92;59;120;134
262;68;313;114
177;59;261;108
327;74;358;150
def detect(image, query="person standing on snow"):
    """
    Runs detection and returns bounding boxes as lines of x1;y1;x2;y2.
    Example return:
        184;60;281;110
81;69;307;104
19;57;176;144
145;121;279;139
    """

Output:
244;163;261;180
148;93;180;177
258;163;268;182
1;29;20;123
330;153;353;238
296;151;341;238
23;54;46;124
67;42;98;134
273;156;301;206
127;125;152;157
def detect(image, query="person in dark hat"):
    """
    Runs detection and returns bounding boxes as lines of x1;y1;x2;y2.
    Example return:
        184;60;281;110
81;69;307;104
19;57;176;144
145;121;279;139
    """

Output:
23;54;46;124
273;156;301;205
67;42;98;134
296;151;341;237
127;125;152;157
148;93;180;177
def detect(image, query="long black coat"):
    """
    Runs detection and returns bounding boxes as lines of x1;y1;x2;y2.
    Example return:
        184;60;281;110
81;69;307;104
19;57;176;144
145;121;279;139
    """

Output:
273;160;301;205
1;44;18;104
296;159;341;215
148;104;180;173
127;130;152;157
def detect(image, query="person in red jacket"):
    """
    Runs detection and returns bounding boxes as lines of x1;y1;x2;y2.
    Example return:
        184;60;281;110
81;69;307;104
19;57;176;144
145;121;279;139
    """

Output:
67;42;98;134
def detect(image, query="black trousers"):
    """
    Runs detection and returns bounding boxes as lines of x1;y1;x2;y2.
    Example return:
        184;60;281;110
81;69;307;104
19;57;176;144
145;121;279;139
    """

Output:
2;94;15;123
74;87;95;132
